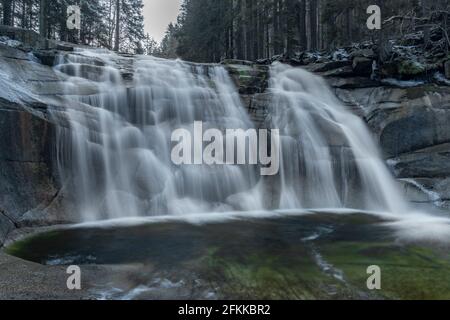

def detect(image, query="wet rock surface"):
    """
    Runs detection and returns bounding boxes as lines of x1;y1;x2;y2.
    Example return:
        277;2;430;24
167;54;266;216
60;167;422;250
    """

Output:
0;40;78;236
223;62;269;95
333;84;450;207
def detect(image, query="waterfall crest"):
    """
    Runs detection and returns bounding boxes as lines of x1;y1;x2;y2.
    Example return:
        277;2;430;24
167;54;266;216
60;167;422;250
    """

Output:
52;49;409;221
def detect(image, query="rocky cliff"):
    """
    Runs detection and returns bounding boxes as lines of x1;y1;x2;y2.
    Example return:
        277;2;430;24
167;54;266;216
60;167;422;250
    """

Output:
0;29;84;246
1;28;450;246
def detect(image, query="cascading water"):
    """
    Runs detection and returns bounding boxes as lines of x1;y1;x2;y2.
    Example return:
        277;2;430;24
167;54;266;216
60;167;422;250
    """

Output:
268;63;409;213
51;49;410;222
52;49;264;221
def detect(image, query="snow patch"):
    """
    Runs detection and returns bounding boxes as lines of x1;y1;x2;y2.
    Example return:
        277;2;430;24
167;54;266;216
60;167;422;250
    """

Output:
381;78;425;88
0;36;22;48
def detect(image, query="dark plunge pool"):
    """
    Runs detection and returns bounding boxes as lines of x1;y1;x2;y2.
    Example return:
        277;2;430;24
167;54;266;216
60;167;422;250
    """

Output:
6;213;450;300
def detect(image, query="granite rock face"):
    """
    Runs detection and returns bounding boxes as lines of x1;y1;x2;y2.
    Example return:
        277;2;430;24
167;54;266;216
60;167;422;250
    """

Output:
0;42;79;242
333;82;450;208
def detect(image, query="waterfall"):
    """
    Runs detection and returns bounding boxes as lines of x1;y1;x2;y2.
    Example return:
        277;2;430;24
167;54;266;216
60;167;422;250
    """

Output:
53;49;264;221
51;49;409;222
268;62;409;213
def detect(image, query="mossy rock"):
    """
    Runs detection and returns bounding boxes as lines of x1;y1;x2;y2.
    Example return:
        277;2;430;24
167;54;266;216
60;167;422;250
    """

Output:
320;242;450;300
398;60;426;77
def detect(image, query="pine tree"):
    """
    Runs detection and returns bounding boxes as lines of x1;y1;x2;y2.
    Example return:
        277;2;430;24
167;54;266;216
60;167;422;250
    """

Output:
114;0;120;51
159;22;179;59
121;0;145;53
143;33;158;55
79;0;108;46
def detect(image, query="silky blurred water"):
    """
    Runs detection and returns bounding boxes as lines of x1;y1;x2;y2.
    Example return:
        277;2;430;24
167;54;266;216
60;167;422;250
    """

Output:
51;49;410;221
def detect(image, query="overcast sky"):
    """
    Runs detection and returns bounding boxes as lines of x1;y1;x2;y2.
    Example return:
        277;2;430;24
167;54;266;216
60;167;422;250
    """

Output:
143;0;182;43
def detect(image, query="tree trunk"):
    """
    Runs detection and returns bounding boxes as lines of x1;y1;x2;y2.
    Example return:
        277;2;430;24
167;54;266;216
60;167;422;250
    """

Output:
241;0;248;59
21;0;26;28
60;2;68;42
28;0;33;30
114;0;120;52
444;11;448;53
39;0;47;37
233;0;240;59
286;0;296;57
346;8;352;44
298;0;307;51
419;0;431;47
264;2;270;58
309;0;318;50
273;0;280;54
257;0;265;59
11;0;15;26
2;0;13;26
376;0;388;62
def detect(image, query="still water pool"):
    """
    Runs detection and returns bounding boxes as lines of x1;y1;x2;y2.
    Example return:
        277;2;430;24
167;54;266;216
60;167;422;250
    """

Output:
6;213;450;300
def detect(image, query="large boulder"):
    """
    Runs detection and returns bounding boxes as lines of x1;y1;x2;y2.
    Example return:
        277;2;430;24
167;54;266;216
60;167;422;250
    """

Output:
223;62;269;95
305;60;351;73
33;50;59;66
335;85;450;157
352;57;373;76
0;43;31;60
388;148;450;178
350;48;376;59
0;26;48;50
397;60;426;78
